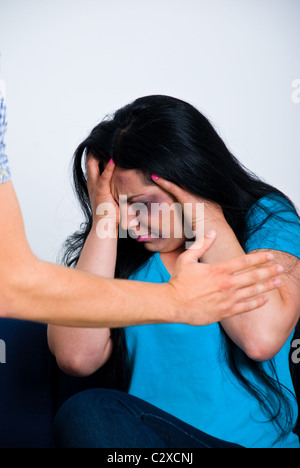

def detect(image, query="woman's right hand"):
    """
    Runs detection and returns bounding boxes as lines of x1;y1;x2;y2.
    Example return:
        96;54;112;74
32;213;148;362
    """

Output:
48;155;119;377
86;155;119;236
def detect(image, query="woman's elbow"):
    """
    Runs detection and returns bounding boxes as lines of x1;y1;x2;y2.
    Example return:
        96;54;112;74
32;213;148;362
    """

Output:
53;342;113;378
55;353;97;377
242;336;284;362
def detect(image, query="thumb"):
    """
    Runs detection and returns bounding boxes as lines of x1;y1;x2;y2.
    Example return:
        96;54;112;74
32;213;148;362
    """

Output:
182;230;217;263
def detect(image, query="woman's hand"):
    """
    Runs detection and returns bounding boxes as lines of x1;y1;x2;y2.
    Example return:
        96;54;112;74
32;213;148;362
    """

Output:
150;174;245;266
150;174;225;243
168;232;284;326
48;155;119;377
86;155;119;235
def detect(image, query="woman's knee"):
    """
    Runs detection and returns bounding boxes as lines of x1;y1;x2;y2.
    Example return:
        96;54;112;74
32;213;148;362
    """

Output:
54;388;128;447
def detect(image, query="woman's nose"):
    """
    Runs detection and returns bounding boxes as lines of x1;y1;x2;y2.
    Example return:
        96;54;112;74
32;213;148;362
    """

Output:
119;204;139;232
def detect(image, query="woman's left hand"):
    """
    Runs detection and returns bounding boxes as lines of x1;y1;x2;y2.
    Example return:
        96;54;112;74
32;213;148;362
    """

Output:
150;174;228;243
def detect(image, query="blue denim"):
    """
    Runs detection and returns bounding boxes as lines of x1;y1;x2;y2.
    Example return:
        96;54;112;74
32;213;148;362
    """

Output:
54;389;243;448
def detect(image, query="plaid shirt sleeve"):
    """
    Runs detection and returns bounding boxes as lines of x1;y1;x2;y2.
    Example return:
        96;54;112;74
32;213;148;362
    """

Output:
0;95;11;183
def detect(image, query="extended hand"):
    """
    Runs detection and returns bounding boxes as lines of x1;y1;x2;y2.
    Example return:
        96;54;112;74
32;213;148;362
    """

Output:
168;232;283;326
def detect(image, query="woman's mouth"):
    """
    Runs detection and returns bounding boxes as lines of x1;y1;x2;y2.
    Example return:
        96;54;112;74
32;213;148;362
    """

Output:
135;233;152;242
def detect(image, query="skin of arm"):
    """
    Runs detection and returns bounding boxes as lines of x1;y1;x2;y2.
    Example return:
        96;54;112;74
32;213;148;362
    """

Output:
151;176;300;361
48;159;118;376
47;228;116;377
0;181;177;327
47;157;288;377
0;92;285;334
201;210;300;361
0;180;285;337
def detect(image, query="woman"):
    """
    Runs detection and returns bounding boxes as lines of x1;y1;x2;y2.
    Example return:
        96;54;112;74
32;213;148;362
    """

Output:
0;90;280;329
1;88;285;448
50;95;300;448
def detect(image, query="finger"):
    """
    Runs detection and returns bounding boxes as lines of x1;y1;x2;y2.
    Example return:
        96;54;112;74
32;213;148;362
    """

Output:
180;231;217;263
151;174;187;203
97;158;116;193
218;251;276;275
231;264;284;290
86;155;101;186
233;277;282;302
100;158;115;182
230;295;269;316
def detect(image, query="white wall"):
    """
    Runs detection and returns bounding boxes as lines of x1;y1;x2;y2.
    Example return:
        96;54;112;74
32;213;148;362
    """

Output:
0;0;299;262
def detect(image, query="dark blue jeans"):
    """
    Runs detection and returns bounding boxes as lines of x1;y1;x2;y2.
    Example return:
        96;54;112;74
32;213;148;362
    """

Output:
54;389;243;448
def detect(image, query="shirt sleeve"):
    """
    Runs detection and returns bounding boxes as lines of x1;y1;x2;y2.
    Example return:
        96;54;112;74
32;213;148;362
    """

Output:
245;193;300;259
0;96;11;183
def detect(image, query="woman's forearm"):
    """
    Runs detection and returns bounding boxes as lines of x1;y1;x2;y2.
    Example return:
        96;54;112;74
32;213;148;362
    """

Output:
76;226;118;277
47;227;118;376
201;218;299;361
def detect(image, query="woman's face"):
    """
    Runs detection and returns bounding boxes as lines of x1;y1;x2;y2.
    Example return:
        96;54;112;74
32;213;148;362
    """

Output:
111;168;186;253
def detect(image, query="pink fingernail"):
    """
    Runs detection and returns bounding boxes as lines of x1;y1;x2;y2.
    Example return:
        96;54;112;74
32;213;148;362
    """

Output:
151;174;159;181
109;158;114;164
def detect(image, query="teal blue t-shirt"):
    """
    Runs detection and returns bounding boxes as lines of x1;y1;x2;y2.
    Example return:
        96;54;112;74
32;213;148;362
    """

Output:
126;193;300;448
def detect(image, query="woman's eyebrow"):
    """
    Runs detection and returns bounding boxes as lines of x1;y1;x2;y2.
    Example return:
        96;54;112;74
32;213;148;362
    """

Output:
127;194;146;203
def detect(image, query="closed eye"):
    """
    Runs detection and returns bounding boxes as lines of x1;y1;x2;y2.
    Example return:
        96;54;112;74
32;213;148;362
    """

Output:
130;201;150;207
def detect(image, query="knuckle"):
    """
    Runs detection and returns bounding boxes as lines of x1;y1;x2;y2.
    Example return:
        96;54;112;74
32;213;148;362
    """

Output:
243;297;262;312
218;276;234;291
247;298;259;310
248;284;259;297
211;264;226;276
255;283;266;295
100;170;109;181
219;301;233;318
243;255;251;267
251;284;262;296
250;269;261;282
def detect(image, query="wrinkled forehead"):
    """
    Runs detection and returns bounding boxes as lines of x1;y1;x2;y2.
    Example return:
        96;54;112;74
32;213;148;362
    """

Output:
111;168;153;199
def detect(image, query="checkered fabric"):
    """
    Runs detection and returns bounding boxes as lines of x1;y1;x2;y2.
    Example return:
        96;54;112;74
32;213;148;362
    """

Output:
0;94;11;183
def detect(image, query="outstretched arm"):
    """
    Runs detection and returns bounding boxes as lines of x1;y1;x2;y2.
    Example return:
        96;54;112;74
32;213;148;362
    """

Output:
0;93;283;328
0;182;282;328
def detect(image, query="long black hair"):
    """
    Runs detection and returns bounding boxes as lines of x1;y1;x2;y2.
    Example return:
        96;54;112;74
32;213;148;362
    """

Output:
61;95;299;439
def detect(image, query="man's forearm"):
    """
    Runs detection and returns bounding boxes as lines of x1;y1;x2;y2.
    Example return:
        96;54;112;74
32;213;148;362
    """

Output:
0;181;285;330
3;258;175;328
0;182;174;327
